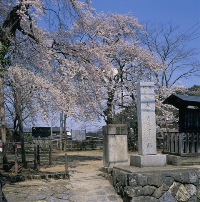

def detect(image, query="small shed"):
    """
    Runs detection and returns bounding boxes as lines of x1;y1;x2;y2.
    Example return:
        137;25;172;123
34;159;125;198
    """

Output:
163;94;200;159
163;94;200;133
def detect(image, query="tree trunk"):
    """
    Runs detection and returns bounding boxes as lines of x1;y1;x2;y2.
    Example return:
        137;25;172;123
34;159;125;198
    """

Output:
104;88;115;124
15;78;26;168
0;73;6;144
1;4;26;167
0;72;7;169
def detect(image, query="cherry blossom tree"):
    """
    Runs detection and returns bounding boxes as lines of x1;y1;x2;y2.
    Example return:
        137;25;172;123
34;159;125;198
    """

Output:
68;12;162;124
0;0;96;167
3;0;197;167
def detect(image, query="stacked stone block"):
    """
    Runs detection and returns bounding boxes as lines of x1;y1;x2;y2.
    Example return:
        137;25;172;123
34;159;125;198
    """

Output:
112;168;199;202
103;124;128;168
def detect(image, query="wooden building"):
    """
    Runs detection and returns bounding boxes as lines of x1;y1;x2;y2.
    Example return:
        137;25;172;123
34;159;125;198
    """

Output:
163;94;200;133
162;94;200;160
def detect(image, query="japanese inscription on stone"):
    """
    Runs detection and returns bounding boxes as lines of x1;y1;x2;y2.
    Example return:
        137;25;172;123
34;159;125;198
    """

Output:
137;82;157;155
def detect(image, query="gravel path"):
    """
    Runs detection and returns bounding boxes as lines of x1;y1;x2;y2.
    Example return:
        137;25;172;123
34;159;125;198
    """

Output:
3;150;122;202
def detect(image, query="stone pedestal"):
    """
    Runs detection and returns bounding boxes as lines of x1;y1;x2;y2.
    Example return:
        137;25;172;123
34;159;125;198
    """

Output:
167;154;200;166
131;82;166;167
103;124;128;168
130;154;166;167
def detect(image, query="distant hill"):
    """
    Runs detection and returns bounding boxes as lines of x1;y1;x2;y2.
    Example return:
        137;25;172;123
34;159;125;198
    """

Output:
187;85;200;96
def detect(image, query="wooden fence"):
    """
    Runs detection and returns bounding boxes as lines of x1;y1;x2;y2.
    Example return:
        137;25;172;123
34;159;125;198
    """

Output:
51;139;103;150
163;132;200;156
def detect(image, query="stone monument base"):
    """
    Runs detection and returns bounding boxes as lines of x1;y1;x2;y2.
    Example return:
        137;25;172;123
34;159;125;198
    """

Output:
103;124;128;168
111;164;200;202
167;154;200;166
130;154;167;167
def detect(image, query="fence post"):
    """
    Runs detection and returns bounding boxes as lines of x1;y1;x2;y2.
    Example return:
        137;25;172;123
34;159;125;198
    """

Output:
163;133;166;153
186;133;190;154
34;145;38;170
198;133;200;153
65;154;68;172
167;134;170;152
14;144;18;175
49;144;52;165
170;133;173;153
37;145;40;165
174;133;178;154
179;133;184;155
191;133;195;153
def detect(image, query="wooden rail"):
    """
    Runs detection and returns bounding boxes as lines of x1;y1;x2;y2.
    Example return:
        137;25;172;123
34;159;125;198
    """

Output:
163;132;200;156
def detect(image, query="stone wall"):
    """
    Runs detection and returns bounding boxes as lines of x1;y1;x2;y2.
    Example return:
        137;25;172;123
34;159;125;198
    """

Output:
111;167;200;202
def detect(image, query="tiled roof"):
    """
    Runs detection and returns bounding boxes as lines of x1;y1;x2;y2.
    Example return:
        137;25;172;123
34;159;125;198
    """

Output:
163;94;200;108
174;94;200;102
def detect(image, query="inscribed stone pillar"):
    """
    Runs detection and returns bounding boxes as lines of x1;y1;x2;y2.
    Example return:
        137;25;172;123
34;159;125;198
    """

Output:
103;124;128;168
130;82;166;167
137;82;156;155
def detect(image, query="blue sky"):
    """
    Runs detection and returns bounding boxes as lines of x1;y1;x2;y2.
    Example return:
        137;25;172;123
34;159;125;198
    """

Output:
91;0;200;30
91;0;200;87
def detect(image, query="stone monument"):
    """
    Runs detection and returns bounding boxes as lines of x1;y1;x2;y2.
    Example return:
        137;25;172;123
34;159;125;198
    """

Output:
130;82;166;167
103;124;128;168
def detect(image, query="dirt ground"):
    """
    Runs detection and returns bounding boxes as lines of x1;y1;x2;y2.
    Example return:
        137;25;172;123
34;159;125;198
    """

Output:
3;149;123;202
40;149;104;173
0;149;104;177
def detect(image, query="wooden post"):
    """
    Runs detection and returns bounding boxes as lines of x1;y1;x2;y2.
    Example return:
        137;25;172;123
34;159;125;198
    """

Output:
163;133;167;152
49;144;52;165
56;140;58;149
197;132;200;153
175;133;178;154
186;133;189;154
179;133;182;153
65;154;68;172
34;145;38;170
167;134;170;152
172;133;175;153
170;133;173;153
179;133;183;155
14;144;18;175
37;145;40;165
